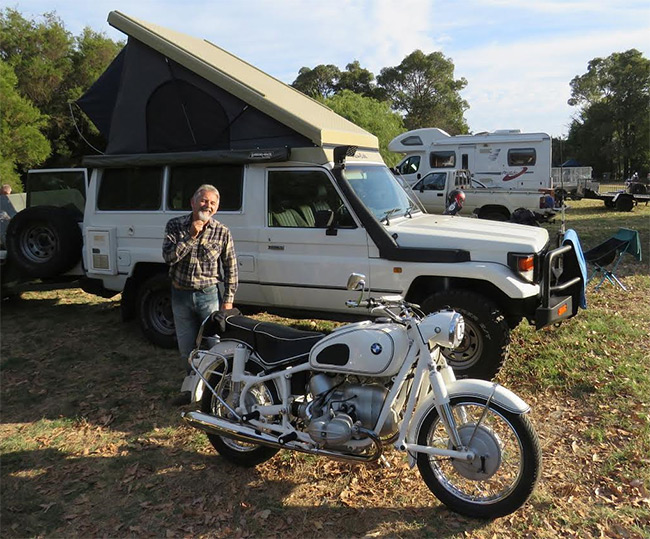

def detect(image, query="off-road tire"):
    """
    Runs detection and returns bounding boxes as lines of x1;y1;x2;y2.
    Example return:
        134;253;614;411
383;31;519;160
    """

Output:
136;273;176;348
421;290;510;380
615;194;634;212
5;206;82;278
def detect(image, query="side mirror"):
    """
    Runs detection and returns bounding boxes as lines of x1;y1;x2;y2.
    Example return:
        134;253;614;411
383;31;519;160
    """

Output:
314;209;334;228
346;273;366;291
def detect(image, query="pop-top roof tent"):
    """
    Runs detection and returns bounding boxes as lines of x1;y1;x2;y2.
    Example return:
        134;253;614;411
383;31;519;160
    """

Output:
78;11;378;166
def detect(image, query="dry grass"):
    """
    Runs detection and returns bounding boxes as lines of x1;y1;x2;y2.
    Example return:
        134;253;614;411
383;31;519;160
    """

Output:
1;198;649;538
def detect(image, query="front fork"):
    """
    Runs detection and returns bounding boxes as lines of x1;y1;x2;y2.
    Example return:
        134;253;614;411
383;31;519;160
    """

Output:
429;363;465;449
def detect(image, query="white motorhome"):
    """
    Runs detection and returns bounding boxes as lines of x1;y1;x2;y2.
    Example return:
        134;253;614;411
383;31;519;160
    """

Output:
0;12;586;381
389;128;552;190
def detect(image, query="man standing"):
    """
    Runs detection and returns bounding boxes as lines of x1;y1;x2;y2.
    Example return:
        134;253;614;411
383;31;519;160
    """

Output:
163;184;238;368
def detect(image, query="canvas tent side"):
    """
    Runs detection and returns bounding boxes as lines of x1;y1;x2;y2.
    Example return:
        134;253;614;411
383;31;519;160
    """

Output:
77;11;378;162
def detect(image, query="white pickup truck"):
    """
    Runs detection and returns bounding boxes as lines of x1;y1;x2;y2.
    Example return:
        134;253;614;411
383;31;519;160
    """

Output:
0;10;587;382
408;169;557;221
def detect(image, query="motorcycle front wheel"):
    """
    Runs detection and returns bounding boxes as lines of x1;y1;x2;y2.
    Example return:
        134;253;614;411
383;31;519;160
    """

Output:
201;361;280;467
416;396;541;518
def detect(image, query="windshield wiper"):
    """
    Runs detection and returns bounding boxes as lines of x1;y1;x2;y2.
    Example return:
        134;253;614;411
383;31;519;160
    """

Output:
380;207;401;225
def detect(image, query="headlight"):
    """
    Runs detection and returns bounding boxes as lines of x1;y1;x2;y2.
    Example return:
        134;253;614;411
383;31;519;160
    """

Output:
422;310;465;348
508;252;537;283
449;312;465;348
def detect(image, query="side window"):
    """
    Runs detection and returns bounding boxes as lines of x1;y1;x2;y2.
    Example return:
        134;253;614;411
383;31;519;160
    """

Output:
421;173;446;191
398;155;421;175
430;151;456;168
97;167;162;211
508;148;536;166
267;170;355;228
168;165;243;211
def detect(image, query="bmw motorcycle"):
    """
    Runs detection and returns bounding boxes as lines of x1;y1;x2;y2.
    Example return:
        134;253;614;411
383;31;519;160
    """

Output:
181;274;541;518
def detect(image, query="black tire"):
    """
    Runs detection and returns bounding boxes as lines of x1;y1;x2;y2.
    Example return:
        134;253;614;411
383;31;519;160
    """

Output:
478;209;509;222
604;199;615;208
615;195;634;212
416;396;541;518
5;206;82;278
136;273;176;348
628;183;647;195
422;291;510;380
200;359;280;467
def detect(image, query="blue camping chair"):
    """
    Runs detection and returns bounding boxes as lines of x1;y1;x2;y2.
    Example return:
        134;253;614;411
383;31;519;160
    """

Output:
583;228;642;291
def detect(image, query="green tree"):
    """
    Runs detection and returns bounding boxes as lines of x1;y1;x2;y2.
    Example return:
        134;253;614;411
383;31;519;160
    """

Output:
324;90;404;166
568;49;650;179
0;8;122;167
291;64;341;98
336;61;376;97
0;60;51;189
376;50;469;134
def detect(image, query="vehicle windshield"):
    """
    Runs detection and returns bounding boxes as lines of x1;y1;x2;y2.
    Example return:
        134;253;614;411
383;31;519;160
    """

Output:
344;165;418;221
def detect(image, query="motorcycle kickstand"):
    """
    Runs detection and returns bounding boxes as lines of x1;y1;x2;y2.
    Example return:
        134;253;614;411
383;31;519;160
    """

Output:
378;454;391;468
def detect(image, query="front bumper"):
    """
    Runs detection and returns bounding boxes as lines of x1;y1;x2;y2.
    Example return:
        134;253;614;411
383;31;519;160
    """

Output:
534;242;585;329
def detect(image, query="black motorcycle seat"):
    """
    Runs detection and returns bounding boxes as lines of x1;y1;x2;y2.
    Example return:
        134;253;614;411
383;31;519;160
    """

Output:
220;315;324;367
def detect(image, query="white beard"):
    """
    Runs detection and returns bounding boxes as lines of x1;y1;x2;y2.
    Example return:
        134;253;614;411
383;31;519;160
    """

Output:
197;210;211;222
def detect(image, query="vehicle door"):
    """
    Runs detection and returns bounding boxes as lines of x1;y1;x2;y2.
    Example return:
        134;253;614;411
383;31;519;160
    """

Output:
412;172;448;213
395;154;424;185
258;168;371;312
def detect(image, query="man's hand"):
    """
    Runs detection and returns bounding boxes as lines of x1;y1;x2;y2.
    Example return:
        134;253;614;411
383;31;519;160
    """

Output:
189;219;205;238
223;302;233;310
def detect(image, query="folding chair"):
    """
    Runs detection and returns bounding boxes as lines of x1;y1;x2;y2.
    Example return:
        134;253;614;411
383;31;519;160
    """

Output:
583;228;642;291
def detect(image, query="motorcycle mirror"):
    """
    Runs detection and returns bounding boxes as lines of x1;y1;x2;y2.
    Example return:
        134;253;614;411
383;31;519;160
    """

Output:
346;273;366;291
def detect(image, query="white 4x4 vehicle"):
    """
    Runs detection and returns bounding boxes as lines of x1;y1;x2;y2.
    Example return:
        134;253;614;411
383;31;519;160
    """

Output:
5;145;585;380
1;11;586;381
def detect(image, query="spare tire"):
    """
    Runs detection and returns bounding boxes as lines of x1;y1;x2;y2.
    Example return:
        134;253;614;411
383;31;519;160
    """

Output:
5;206;82;278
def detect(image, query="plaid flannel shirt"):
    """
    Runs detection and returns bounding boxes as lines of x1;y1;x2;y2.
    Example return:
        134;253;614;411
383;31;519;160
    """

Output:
162;213;238;303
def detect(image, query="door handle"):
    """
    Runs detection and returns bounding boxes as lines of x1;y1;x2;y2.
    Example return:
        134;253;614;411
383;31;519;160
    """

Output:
268;245;285;251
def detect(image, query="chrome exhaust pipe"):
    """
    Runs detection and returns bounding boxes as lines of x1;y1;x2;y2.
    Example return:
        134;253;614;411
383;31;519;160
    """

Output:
182;410;382;463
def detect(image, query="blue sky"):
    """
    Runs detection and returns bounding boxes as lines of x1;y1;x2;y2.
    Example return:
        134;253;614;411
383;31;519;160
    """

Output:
8;0;650;137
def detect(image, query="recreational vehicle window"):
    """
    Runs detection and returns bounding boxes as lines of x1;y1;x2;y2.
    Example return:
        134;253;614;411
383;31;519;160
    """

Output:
430;151;456;168
508;148;536;166
168;165;243;211
397;155;421;175
97;167;162;211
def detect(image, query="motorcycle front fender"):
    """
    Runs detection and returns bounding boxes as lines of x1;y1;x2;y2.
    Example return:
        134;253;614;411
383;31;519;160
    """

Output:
180;340;244;403
405;379;531;467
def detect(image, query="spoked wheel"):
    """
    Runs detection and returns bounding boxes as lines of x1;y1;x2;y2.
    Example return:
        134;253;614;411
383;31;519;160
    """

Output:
416;396;541;518
200;361;280;467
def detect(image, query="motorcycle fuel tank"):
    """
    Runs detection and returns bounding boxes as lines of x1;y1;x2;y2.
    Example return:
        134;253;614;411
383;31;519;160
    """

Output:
309;322;410;377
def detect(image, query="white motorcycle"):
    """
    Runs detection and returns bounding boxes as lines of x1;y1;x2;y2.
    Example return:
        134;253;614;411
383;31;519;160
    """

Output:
181;274;541;518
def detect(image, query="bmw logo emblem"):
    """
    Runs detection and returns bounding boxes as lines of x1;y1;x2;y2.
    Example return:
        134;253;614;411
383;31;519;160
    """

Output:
370;343;383;355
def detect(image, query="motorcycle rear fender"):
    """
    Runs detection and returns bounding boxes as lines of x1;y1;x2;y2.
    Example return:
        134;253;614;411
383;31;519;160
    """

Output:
180;340;246;402
405;379;530;466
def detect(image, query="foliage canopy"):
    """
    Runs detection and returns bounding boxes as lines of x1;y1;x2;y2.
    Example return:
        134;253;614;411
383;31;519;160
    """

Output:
567;49;650;179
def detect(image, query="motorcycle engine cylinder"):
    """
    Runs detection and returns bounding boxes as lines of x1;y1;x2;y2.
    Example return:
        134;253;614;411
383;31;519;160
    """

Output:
309;373;337;396
307;413;354;446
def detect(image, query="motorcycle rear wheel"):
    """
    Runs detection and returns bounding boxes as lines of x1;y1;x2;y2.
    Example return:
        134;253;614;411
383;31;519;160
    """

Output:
416;396;541;518
201;362;280;467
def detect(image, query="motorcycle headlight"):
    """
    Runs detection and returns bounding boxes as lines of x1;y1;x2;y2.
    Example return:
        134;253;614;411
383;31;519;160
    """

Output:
422;311;465;348
449;312;465;348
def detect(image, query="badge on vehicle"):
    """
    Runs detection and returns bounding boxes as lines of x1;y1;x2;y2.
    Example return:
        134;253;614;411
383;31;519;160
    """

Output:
370;343;382;355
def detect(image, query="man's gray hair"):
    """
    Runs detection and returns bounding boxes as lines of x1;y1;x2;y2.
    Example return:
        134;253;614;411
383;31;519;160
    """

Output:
193;184;220;202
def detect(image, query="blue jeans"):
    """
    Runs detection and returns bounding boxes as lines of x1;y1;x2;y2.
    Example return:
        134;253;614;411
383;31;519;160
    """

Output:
171;285;220;360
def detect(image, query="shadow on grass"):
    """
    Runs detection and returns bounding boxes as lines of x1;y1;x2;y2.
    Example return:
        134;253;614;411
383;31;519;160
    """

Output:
1;445;489;538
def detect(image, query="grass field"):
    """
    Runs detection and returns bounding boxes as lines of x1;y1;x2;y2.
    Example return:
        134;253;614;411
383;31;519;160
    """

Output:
1;198;649;538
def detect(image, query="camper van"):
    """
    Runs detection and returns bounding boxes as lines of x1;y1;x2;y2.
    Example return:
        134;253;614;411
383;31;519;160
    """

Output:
389;128;553;190
1;12;585;381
